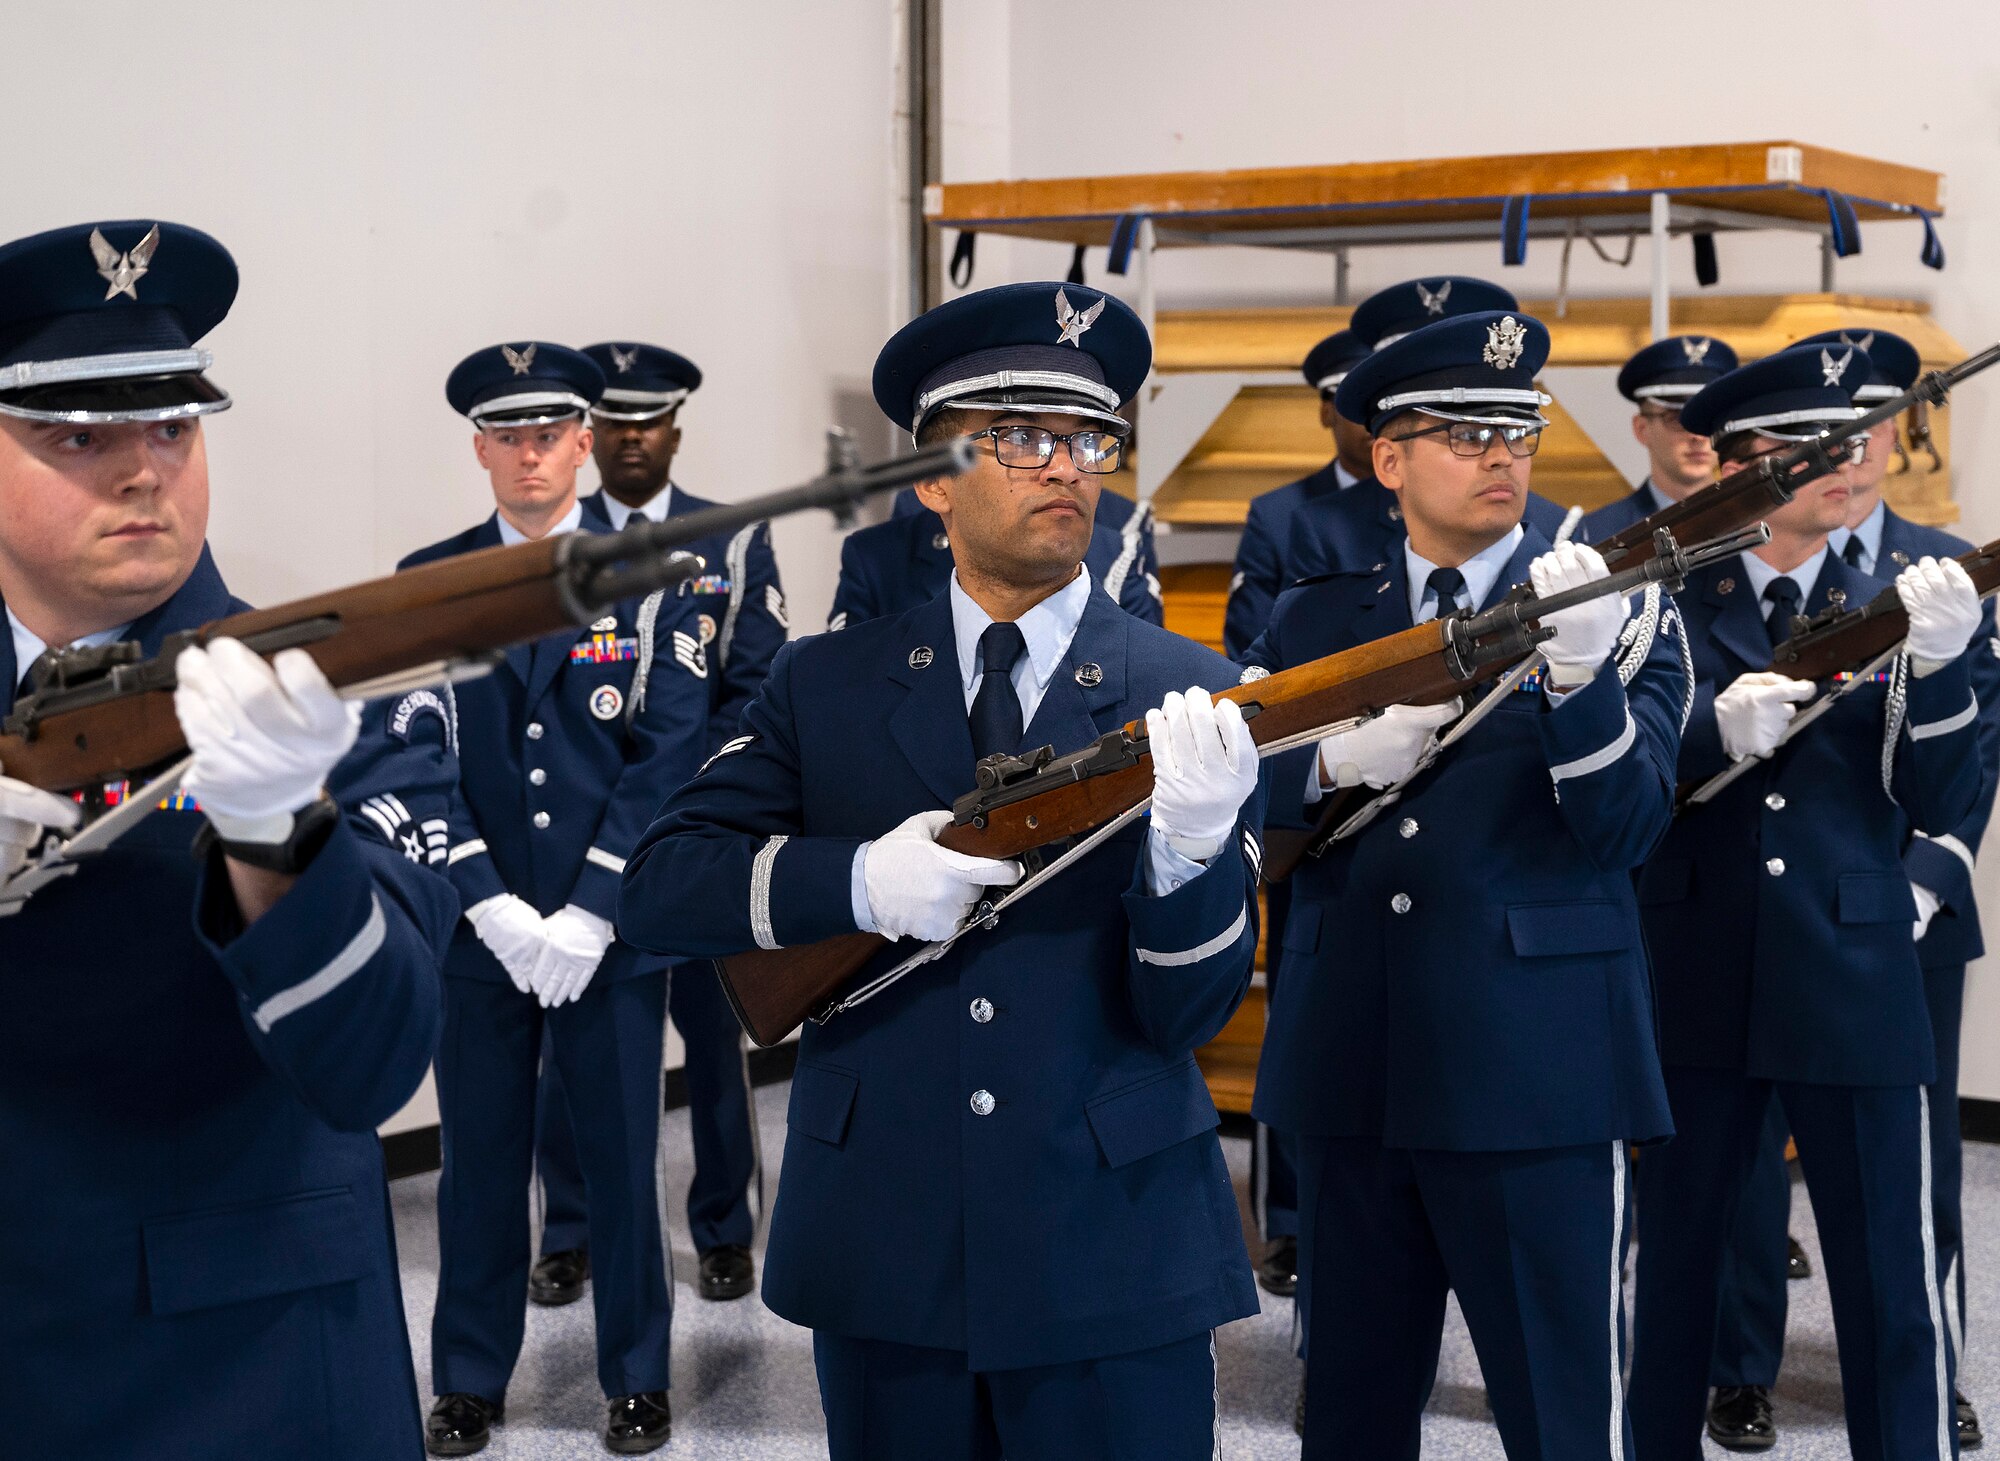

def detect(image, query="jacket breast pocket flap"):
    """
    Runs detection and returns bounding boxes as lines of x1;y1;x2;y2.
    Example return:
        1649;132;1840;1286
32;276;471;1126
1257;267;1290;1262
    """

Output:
1505;901;1636;958
1086;1058;1220;1169
787;1060;859;1147
1838;872;1918;925
144;1186;368;1316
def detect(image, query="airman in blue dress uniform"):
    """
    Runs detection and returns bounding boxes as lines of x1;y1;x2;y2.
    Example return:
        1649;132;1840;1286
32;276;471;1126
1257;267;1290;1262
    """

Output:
1281;278;1573;583
524;341;779;1312
1244;309;1692;1459
1701;328;2000;1452
0;220;458;1460
1576;334;1738;544
827;286;1165;633
1626;343;1987;1461
617;281;1266;1461
404;343;711;1456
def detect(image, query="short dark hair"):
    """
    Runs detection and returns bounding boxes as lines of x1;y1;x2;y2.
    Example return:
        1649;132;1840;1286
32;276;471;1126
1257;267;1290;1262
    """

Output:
1713;428;1765;465
915;406;974;448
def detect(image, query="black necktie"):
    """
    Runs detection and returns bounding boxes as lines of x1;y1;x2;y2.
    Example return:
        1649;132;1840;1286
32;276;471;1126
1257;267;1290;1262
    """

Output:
969;622;1027;764
1424;566;1466;621
1764;576;1803;647
1842;536;1867;570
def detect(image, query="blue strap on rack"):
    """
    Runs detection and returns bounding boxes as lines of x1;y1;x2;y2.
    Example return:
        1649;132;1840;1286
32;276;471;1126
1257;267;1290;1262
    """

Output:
1500;195;1532;266
1106;212;1146;275
1819;189;1863;258
1914;207;1946;270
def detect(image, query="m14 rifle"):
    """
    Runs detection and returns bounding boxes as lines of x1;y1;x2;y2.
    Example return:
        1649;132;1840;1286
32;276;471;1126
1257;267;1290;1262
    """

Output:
1259;342;2000;880
715;521;1768;1047
0;434;974;912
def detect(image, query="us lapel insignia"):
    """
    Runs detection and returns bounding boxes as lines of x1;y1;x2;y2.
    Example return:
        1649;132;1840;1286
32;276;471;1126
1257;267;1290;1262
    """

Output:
1074;662;1103;688
909;646;934;670
1717;577;1735;595
1892;550;1912;567
931;532;950;551
1388;505;1403;522
1828;588;1847;608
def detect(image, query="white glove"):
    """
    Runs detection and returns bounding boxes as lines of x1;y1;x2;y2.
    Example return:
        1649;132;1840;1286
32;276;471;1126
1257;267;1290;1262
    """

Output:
466;893;548;994
863;809;1022;942
1530;541;1630;688
1913;882;1942;941
1146;688;1260;861
1714;672;1813;761
175;640;360;845
1898;556;1981;669
0;776;81;880
1316;702;1459;790
534;905;615;1008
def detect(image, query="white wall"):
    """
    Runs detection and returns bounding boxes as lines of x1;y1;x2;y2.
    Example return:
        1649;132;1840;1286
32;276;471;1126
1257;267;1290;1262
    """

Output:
8;1;904;633
943;0;2000;1095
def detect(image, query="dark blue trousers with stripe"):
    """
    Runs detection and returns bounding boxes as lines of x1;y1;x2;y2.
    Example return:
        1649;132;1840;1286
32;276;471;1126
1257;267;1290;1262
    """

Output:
1630;1067;1955;1461
1296;1135;1631;1460
1709;1092;1793;1389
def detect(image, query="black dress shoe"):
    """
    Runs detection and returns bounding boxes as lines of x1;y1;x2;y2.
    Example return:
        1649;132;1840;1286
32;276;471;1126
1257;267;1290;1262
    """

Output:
529;1246;590;1306
1786;1236;1812;1280
605;1391;672;1454
698;1243;755;1301
1257;1236;1299;1298
1706;1386;1776;1451
426;1394;502;1457
1960;1389;1984;1449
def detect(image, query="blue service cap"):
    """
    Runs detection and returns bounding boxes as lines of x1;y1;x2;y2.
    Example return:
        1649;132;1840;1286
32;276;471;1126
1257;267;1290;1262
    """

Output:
1616;335;1739;404
1349;276;1519;350
581;342;702;421
1301;329;1368;393
1794;328;1920;402
872;281;1150;436
446;342;605;427
1679;344;1871;442
0;219;237;424
1335;311;1552;434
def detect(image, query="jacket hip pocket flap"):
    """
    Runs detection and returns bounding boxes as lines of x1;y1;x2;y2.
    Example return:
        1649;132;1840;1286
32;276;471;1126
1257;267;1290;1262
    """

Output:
1085;1058;1220;1169
1281;904;1322;955
787;1060;859;1147
144;1186;367;1316
1838;872;1918;925
1506;900;1636;957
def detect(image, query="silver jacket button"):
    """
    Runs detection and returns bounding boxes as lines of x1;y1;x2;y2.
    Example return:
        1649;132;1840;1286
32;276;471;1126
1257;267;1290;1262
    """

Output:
1765;792;1786;811
969;1089;995;1116
1399;818;1419;839
526;722;545;740
529;768;547;786
1766;857;1785;877
533;812;551;830
970;998;994;1024
1391;893;1412;914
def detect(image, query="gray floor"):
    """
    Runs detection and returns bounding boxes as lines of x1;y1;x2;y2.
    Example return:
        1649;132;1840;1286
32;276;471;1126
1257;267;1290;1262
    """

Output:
392;1085;1998;1458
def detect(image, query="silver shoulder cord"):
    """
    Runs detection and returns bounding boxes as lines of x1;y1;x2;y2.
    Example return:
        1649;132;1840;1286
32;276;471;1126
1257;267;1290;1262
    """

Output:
0;657;496;917
1681;643;1903;806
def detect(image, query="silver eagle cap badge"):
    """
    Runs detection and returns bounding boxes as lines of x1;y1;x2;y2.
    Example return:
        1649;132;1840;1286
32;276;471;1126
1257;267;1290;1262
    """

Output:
1682;337;1711;365
609;344;639;374
1416;280;1452;316
89;224;160;302
1821;347;1853;387
502;343;538;376
1054;287;1106;348
1483;316;1528;370
1840;331;1877;352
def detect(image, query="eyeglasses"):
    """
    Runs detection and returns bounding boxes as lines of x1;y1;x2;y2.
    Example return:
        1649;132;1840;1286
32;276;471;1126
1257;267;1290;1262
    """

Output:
1393;419;1543;458
969;424;1128;475
1638;407;1692;434
1738;434;1868;467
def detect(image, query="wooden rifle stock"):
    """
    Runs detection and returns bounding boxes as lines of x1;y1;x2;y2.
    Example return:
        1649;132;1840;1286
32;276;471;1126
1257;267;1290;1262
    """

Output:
0;437;974;796
720;618;1500;1046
